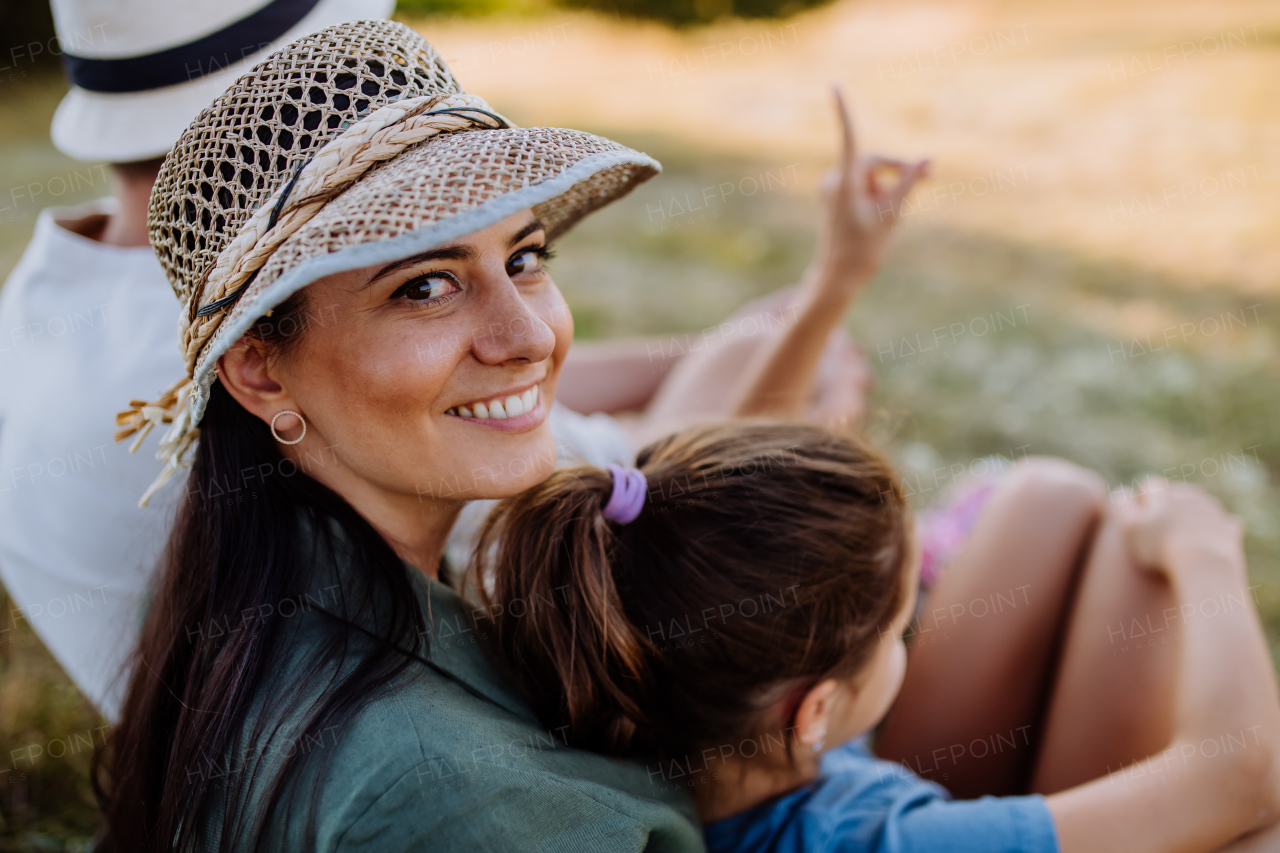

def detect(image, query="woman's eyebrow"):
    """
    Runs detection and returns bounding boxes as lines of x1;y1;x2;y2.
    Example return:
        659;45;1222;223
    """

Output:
507;219;546;248
366;219;546;287
368;245;475;285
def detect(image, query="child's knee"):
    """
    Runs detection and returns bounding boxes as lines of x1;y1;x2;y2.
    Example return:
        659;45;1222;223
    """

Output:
1005;457;1108;519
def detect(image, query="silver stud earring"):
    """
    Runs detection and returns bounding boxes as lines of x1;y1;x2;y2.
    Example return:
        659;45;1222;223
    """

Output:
811;728;827;754
270;410;307;445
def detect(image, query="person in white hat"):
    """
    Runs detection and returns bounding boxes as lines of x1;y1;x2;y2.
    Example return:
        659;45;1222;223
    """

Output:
0;0;395;722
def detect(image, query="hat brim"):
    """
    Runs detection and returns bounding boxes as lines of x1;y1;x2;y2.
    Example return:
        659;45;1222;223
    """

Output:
50;0;394;162
187;126;659;419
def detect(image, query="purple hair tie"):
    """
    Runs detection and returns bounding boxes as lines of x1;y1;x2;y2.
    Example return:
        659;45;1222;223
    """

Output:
602;464;647;524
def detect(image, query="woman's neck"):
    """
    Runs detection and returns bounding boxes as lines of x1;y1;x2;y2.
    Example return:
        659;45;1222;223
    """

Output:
373;495;462;578
691;746;822;824
285;449;464;577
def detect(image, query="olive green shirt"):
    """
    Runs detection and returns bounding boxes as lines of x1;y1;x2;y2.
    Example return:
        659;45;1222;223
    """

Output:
207;557;703;851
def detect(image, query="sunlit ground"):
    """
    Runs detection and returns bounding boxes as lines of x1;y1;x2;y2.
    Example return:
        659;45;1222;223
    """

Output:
0;0;1276;844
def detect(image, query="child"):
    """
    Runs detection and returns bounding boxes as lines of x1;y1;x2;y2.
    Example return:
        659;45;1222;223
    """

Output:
471;422;1280;853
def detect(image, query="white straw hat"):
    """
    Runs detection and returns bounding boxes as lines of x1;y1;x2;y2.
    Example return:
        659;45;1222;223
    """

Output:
115;20;661;504
50;0;394;162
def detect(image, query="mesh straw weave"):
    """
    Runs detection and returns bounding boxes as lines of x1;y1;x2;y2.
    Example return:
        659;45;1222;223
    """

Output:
119;19;660;505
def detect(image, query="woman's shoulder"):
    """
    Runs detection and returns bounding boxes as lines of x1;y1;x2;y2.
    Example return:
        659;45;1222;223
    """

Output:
302;686;703;851
246;572;702;852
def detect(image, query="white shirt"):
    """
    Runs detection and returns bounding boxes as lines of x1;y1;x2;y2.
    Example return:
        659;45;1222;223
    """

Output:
0;199;636;720
0;200;185;721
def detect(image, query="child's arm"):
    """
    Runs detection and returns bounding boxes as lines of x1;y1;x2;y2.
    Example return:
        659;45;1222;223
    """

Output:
557;337;685;415
1047;482;1280;853
729;89;927;417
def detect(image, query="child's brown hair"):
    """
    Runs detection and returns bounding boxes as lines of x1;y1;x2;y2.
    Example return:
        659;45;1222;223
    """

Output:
470;421;911;760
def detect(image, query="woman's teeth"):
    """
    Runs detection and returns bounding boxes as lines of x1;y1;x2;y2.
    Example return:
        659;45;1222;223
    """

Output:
447;386;539;420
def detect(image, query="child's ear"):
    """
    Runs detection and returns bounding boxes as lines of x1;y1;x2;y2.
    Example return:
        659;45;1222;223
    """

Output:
794;679;838;752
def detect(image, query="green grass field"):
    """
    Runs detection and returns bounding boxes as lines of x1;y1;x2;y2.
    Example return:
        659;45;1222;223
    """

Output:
1;1;1277;843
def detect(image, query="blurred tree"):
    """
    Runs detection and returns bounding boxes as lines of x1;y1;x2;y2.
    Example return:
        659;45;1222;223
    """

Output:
395;0;555;17
395;0;827;25
562;0;827;25
0;0;59;71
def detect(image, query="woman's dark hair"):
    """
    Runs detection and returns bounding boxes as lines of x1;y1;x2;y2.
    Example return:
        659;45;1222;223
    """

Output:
471;422;911;761
92;292;426;852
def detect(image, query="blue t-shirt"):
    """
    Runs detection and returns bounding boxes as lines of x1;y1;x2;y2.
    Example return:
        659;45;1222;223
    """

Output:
704;738;1059;853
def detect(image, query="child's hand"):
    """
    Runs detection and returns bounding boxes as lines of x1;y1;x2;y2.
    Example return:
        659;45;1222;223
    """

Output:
812;87;930;292
1115;478;1246;580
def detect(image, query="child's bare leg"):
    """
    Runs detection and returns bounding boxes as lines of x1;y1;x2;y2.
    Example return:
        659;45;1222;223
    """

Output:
875;458;1108;797
1215;818;1280;852
1030;497;1180;793
629;291;873;448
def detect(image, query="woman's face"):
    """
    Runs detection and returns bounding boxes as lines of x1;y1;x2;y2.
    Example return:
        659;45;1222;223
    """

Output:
219;209;571;555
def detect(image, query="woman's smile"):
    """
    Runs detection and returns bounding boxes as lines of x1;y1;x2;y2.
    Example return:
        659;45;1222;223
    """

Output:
445;381;546;432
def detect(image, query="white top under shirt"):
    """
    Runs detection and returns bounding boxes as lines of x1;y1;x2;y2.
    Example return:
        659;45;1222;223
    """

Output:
0;199;634;721
0;200;186;720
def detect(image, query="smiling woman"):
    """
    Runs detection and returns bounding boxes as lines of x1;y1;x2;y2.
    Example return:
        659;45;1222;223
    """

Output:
96;20;700;853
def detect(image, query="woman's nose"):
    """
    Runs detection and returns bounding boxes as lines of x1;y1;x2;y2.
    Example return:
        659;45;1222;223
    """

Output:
469;276;557;366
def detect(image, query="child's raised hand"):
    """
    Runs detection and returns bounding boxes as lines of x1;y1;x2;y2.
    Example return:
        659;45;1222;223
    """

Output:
725;89;928;420
814;87;930;291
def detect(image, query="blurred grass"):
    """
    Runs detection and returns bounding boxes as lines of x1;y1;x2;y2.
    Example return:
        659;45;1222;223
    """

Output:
2;0;1279;842
0;589;101;851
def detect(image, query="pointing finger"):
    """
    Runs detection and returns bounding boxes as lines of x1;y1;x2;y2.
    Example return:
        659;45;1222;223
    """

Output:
832;85;856;181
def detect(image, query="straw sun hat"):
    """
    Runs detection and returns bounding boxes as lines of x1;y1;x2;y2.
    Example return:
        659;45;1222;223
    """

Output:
115;19;661;504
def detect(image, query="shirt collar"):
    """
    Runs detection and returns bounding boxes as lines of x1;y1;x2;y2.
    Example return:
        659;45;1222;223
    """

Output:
407;565;535;722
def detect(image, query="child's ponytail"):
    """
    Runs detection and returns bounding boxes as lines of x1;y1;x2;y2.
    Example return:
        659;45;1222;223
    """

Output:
472;466;655;753
472;421;911;762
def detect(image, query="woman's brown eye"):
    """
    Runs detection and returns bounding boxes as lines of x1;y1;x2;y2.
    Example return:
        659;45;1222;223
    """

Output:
395;274;459;301
507;251;541;276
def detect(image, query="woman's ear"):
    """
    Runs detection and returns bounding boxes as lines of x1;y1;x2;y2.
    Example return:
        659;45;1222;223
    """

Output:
794;679;838;753
217;337;300;431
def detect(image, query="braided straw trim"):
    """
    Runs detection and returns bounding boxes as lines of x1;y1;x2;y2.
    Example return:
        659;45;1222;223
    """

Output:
114;375;189;450
114;376;197;506
180;92;511;373
118;92;510;506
